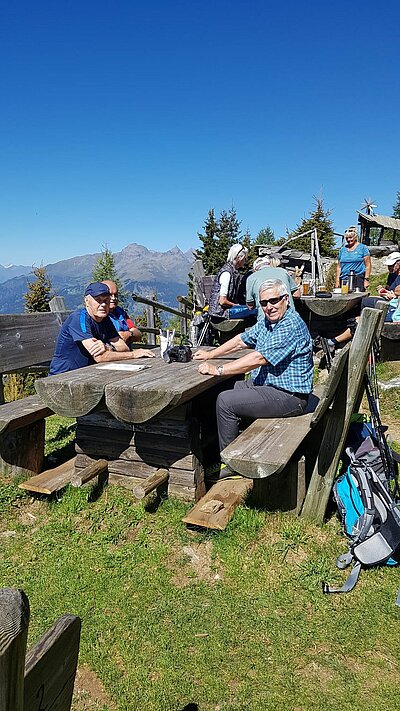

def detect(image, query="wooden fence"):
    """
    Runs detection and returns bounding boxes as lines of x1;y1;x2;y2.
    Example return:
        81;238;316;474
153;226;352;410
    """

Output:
132;292;192;345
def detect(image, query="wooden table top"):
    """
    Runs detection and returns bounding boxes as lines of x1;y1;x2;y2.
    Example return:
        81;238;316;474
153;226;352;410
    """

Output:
35;349;245;423
299;292;366;317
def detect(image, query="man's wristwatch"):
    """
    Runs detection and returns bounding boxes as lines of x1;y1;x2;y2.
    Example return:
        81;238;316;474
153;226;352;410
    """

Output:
216;365;224;377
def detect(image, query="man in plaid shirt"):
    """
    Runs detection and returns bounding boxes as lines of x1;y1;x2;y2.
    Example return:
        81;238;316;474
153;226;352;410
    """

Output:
194;278;313;455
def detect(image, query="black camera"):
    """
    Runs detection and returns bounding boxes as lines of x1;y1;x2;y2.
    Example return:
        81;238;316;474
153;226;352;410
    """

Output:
163;345;193;364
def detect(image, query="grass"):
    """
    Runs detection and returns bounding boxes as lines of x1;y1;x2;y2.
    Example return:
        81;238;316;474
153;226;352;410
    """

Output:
1;364;399;710
1;480;400;711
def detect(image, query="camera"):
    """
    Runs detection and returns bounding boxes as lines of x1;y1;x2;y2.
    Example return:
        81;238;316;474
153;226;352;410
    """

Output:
163;345;193;364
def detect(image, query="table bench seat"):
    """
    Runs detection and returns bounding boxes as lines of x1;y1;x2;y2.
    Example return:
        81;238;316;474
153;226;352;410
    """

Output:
0;395;54;478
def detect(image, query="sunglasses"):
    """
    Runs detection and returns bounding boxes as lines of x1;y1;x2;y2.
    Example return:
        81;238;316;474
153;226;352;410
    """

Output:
259;294;287;307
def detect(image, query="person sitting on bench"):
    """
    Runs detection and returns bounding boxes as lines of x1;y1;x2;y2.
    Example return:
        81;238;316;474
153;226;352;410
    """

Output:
246;255;300;313
49;282;155;375
102;279;142;343
194;278;313;476
208;243;256;323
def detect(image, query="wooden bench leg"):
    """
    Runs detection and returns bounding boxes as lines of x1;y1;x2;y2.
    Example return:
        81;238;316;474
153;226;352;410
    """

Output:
249;456;306;514
0;420;45;478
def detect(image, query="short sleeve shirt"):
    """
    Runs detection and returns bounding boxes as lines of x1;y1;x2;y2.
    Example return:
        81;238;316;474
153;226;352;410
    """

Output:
245;267;298;310
49;308;119;375
338;243;370;278
109;305;136;332
240;309;313;393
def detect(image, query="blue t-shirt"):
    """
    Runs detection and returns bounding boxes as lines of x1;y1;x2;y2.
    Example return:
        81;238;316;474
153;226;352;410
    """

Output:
109;305;130;332
49;308;119;375
338;243;370;278
387;273;400;290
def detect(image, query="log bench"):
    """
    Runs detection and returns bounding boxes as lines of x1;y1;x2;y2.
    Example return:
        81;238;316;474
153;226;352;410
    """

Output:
221;307;383;524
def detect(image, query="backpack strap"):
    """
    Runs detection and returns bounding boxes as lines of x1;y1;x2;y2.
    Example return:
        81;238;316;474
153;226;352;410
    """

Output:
322;561;361;594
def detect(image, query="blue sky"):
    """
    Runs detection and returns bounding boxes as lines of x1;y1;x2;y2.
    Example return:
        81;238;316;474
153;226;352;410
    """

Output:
1;0;399;266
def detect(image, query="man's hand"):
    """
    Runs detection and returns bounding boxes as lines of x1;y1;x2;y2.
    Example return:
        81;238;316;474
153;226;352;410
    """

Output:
193;349;212;361
198;362;216;375
87;339;107;358
133;349;156;358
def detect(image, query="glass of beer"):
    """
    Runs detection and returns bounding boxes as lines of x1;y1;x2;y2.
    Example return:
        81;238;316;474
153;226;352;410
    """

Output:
302;281;310;296
341;279;349;295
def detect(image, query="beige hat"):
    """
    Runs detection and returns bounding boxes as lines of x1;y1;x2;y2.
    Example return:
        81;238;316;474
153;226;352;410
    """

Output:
383;251;400;266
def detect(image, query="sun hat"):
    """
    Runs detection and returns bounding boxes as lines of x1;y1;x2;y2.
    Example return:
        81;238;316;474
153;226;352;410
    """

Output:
383;252;400;266
84;282;111;297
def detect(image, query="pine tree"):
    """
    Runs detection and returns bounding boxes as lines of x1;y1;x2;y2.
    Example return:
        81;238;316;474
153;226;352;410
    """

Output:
288;197;336;256
92;244;127;305
393;191;400;219
194;206;242;275
255;225;276;246
24;265;53;313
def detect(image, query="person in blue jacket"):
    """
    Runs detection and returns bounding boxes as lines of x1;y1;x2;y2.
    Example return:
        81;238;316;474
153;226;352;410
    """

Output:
49;282;154;375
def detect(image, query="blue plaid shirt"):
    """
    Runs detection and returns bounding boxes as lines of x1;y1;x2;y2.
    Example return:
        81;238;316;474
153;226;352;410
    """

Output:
240;309;313;393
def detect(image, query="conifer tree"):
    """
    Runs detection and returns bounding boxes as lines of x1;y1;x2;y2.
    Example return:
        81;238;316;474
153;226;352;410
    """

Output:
195;206;242;275
92;244;127;305
392;191;400;219
24;265;53;313
287;197;336;256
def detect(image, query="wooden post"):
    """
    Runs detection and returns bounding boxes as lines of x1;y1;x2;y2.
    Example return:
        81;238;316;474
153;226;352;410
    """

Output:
133;468;169;499
0;588;30;711
145;304;156;346
71;459;108;487
179;302;187;337
0;377;4;406
301;308;381;523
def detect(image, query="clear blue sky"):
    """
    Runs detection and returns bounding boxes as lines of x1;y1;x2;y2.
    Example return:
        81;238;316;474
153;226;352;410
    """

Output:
1;0;399;266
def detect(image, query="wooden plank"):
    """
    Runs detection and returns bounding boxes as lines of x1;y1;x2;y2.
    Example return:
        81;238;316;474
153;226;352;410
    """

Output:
182;478;254;530
18;458;76;495
24;614;81;711
133;469;169;499
0;313;63;374
311;342;350;425
0;588;30;711
75;439;195;469
0;395;53;435
302;307;381;523
221;413;314;479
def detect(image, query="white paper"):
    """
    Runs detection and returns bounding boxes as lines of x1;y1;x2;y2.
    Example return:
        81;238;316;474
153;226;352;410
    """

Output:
95;363;152;371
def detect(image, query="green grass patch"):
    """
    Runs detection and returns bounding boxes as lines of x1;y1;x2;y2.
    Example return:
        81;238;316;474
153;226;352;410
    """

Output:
1;482;399;711
45;415;76;459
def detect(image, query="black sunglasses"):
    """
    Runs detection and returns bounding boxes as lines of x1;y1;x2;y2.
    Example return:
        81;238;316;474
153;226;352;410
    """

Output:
259;294;287;307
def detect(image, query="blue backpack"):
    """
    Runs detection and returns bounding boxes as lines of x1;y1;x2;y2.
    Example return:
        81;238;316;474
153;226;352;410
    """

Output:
323;433;400;605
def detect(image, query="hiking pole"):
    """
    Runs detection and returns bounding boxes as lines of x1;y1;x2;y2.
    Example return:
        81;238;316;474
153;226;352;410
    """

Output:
320;336;333;372
363;372;397;485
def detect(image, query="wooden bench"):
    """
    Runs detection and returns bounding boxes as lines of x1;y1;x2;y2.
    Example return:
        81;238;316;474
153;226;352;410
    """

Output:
0;587;81;711
0;297;70;477
221;306;383;524
380;321;400;361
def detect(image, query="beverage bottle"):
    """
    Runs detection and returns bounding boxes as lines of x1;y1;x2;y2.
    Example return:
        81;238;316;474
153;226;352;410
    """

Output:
348;271;355;293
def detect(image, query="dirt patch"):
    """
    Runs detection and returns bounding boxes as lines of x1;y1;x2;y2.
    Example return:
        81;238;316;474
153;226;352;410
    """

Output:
168;540;222;587
73;665;117;711
296;661;333;687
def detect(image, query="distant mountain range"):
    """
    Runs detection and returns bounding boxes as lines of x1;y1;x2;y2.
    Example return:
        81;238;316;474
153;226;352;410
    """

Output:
0;243;195;315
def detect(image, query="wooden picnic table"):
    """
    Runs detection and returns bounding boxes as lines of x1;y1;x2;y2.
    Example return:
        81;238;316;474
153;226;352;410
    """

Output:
34;350;245;501
296;292;367;338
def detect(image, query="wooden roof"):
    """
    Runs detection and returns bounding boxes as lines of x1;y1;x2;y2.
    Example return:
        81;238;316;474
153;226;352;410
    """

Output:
357;212;400;230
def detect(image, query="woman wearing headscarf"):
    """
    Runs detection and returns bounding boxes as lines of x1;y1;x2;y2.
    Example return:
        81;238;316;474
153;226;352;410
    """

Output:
208;243;254;323
335;225;371;291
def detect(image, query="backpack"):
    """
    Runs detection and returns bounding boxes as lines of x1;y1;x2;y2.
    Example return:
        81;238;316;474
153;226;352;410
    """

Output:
323;434;400;605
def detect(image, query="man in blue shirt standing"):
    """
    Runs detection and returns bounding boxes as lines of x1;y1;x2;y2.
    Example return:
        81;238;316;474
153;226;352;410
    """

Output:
50;282;155;375
194;278;313;457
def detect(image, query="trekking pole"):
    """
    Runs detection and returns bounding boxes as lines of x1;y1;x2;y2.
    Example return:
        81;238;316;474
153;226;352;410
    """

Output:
364;372;397;486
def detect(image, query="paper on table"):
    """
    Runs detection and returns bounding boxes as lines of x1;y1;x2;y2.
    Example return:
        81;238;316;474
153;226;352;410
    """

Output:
95;364;152;371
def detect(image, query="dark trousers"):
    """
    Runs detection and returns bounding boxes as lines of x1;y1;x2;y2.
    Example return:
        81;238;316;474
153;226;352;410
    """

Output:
217;379;309;452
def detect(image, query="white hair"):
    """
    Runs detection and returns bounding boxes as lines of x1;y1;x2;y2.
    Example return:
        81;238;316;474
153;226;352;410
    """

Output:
259;278;288;296
227;243;248;264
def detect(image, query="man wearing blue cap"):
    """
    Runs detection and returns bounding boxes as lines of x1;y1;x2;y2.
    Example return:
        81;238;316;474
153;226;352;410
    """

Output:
49;282;155;375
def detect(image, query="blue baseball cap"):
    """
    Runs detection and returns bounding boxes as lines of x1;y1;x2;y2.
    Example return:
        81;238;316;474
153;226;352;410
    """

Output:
84;282;111;298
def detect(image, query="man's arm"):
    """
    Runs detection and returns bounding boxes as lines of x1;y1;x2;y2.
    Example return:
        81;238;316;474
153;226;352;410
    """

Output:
198;349;266;376
193;334;250;361
82;337;155;362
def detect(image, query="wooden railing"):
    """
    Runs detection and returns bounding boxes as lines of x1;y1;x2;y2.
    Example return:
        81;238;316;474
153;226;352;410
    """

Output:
132;293;192;345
